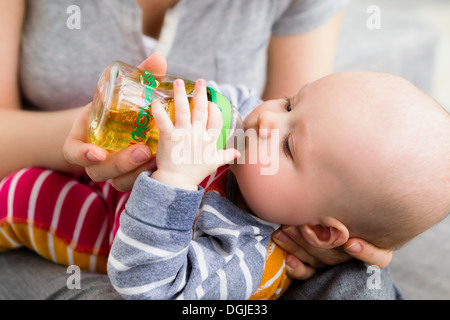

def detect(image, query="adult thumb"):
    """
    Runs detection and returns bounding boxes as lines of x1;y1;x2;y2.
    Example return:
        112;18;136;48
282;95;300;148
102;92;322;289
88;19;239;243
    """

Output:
138;52;167;77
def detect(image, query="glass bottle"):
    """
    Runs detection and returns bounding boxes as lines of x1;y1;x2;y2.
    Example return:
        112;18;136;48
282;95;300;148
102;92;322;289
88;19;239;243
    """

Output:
89;60;243;154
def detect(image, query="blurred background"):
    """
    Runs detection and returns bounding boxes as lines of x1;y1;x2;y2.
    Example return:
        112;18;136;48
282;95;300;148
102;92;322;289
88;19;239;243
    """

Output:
400;0;450;112
335;0;450;299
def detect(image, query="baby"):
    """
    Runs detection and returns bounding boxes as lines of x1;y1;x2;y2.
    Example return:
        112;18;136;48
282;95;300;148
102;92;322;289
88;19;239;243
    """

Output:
106;71;450;299
1;70;448;299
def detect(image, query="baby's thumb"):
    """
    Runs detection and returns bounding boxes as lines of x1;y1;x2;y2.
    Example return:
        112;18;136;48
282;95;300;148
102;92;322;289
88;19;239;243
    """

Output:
217;148;241;166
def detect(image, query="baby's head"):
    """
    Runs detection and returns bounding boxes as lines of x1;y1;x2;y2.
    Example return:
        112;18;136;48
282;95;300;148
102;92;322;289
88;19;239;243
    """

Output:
230;71;450;250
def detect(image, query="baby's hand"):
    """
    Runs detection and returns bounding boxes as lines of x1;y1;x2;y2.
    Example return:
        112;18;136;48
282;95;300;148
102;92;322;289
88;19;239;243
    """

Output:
151;79;240;190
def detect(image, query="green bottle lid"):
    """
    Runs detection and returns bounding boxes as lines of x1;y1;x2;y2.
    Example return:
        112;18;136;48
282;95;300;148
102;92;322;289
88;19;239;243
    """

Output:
207;87;232;150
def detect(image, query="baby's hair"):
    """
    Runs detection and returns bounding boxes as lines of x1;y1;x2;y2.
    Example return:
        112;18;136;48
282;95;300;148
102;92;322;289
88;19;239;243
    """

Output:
344;186;450;250
337;73;450;250
346;126;450;250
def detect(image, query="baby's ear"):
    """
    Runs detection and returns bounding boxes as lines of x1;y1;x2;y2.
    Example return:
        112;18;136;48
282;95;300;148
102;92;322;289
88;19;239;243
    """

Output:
299;218;349;249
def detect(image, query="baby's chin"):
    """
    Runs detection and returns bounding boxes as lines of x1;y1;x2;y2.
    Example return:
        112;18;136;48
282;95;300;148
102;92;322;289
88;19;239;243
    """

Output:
228;154;253;175
228;162;250;193
228;161;240;176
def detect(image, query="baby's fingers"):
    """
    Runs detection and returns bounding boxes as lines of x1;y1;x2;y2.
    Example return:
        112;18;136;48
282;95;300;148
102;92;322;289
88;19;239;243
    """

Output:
191;79;209;131
173;79;191;129
206;102;223;134
151;99;173;135
216;148;241;166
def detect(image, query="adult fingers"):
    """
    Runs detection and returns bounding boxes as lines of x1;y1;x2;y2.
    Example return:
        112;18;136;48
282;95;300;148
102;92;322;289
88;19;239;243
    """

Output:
284;254;317;281
63;104;108;167
85;144;152;182
138;52;167;77
109;157;157;192
272;228;326;269
344;238;393;269
281;226;352;266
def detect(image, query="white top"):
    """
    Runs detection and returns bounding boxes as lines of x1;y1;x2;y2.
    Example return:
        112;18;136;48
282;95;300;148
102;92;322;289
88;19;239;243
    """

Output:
142;35;158;56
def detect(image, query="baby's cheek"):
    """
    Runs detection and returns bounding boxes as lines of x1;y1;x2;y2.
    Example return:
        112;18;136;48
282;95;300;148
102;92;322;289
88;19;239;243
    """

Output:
242;174;287;221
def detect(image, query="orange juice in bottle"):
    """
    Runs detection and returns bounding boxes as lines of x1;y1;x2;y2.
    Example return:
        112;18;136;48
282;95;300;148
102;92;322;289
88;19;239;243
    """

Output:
89;61;242;154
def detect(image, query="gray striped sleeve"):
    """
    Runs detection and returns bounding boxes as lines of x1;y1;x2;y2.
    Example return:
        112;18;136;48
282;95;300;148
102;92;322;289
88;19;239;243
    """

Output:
107;172;279;300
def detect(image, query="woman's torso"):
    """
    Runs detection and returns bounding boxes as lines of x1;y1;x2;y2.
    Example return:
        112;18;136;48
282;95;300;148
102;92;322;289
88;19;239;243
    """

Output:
19;0;339;111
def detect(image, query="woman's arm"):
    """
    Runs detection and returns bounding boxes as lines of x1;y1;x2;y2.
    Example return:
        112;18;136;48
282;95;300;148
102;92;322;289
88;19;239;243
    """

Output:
0;0;23;111
0;0;84;178
0;108;85;178
262;10;343;100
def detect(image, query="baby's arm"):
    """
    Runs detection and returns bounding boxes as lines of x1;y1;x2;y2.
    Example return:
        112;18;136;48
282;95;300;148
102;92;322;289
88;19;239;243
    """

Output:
107;78;271;299
107;172;277;299
107;171;202;299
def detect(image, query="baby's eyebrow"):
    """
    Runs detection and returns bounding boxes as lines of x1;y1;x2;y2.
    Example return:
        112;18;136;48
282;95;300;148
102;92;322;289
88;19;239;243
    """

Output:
293;84;308;105
291;120;309;171
291;91;310;170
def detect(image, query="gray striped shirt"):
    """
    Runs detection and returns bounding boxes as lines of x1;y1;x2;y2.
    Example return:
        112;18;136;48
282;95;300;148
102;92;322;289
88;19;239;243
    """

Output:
107;169;280;299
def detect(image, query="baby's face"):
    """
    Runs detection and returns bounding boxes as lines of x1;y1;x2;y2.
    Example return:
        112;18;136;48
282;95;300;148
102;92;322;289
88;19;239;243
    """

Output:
230;73;388;225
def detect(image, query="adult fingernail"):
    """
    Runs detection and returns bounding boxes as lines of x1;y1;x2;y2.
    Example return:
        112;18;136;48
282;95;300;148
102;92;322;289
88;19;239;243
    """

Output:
273;229;289;242
87;150;105;162
286;255;298;269
131;148;151;163
283;226;301;238
345;242;362;255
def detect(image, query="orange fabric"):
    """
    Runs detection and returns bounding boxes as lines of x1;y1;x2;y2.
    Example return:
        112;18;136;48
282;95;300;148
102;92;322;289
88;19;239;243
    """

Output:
202;166;291;299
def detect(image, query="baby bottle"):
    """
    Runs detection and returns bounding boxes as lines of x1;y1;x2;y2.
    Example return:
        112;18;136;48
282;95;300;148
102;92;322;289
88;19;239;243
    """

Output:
89;60;243;154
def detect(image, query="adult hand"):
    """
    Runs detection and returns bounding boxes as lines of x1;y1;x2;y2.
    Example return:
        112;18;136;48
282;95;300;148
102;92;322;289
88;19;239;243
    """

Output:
272;225;393;280
63;53;167;191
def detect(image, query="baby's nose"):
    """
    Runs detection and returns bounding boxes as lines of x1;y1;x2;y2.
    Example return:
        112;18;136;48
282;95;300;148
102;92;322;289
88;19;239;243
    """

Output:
258;111;278;139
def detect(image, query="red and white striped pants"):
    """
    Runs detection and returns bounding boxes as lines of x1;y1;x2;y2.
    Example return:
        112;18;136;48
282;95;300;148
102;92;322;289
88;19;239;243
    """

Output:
0;167;292;299
0;167;130;273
